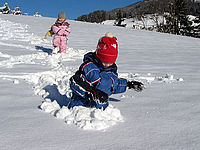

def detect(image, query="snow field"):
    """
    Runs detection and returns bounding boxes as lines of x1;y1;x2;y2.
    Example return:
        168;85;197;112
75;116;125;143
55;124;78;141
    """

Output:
0;17;125;130
1;13;200;150
0;16;184;131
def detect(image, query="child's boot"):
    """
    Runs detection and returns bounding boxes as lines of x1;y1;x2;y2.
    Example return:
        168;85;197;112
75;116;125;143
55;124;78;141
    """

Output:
52;47;59;54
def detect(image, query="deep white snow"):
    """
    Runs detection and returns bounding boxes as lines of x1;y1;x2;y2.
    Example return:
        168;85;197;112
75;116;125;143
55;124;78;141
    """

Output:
0;14;200;150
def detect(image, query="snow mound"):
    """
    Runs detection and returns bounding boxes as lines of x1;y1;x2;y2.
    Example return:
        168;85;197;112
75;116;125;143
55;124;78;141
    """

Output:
41;99;123;130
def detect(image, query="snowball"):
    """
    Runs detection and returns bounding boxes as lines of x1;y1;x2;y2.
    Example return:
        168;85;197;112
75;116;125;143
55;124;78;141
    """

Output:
120;95;126;98
165;74;174;80
13;79;19;84
177;78;184;82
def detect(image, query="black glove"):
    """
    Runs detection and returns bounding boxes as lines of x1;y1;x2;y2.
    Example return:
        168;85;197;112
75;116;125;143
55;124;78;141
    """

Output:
127;81;145;92
86;88;109;104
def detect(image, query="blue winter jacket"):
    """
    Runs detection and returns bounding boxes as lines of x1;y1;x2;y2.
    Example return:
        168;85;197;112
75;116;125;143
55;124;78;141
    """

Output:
69;52;127;109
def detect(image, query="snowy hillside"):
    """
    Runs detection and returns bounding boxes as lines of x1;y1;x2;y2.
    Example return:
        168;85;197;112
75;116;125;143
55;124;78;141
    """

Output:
102;15;200;31
0;14;200;150
102;16;162;29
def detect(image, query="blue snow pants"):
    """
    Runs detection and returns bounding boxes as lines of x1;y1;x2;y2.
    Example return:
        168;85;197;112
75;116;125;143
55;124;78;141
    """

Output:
68;93;109;110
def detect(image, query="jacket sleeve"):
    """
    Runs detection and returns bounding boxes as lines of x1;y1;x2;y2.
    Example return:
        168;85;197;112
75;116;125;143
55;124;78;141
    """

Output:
52;25;60;34
70;71;90;98
109;72;127;94
113;78;127;94
52;25;65;36
81;62;101;85
96;72;127;95
70;62;101;98
63;27;71;36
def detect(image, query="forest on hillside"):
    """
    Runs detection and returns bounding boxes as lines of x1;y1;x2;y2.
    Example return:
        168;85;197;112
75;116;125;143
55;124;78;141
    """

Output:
76;0;200;22
76;0;200;38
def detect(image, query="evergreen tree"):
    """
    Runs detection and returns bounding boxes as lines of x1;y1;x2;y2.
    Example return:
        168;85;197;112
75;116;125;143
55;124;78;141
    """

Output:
115;9;125;26
165;0;193;36
192;16;200;38
76;10;107;23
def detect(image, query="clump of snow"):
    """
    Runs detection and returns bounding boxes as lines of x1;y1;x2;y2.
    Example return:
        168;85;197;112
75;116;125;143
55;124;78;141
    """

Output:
120;95;126;98
177;78;184;82
56;103;123;130
13;79;19;84
40;99;60;114
40;98;123;130
156;74;184;83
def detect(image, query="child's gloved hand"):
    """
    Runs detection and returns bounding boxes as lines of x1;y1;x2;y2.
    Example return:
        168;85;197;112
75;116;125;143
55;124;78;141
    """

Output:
86;89;109;104
127;81;145;92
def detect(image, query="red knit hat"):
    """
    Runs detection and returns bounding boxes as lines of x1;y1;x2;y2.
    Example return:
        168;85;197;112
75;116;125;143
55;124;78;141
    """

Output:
96;32;118;63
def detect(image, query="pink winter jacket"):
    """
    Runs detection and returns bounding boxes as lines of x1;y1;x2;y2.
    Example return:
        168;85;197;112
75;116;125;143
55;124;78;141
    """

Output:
52;20;71;37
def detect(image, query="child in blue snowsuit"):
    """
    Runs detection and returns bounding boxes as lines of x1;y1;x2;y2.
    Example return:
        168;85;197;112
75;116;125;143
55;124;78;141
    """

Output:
69;32;144;110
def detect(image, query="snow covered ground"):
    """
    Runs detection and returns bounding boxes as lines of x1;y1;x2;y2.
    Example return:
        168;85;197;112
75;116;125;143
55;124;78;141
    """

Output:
0;14;200;150
102;16;165;29
102;15;200;30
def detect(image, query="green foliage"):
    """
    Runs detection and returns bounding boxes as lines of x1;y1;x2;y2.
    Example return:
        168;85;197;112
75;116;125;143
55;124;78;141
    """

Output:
76;10;108;23
115;9;124;26
163;0;199;37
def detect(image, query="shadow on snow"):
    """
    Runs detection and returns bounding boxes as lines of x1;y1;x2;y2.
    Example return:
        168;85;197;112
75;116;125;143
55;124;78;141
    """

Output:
109;98;120;102
42;84;71;107
35;46;52;54
37;84;121;110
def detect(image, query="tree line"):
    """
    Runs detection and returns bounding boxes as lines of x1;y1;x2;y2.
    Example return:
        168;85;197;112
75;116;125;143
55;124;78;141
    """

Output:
76;0;200;38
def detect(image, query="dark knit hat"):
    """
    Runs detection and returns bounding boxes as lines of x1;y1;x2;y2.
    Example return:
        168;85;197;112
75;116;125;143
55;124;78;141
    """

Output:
58;12;66;19
96;32;118;63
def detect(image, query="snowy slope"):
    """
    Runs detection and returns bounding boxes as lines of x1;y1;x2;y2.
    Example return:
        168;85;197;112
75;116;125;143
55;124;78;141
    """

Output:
102;15;200;30
0;14;200;150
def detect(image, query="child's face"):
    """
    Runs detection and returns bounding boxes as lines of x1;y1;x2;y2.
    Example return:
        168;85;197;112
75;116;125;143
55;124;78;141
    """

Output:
58;18;65;22
102;61;113;68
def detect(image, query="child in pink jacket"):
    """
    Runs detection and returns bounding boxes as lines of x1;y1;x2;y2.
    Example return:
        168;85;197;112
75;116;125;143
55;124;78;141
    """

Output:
52;12;71;53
